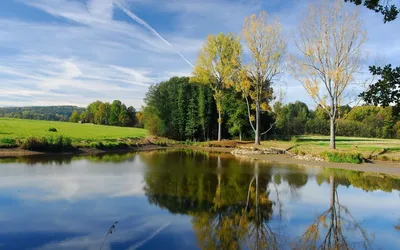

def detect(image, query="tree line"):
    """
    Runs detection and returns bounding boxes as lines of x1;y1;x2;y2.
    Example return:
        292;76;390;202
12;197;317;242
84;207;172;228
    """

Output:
0;106;85;121
142;76;400;140
142;76;273;141
73;100;138;127
0;101;141;128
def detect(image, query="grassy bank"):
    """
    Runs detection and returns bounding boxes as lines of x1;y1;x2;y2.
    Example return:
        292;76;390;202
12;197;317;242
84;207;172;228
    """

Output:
0;118;150;150
188;135;400;163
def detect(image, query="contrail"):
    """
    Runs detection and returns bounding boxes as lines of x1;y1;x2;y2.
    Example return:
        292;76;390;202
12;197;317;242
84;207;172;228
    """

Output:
114;0;194;68
126;223;170;250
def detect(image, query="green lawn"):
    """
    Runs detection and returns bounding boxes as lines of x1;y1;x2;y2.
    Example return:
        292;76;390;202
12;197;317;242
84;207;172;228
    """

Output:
260;135;400;161
0;118;147;147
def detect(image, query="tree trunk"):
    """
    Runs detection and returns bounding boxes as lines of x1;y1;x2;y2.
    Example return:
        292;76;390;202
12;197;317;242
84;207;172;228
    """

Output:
255;102;260;145
330;99;336;149
330;175;335;207
218;111;222;141
330;116;336;149
239;131;242;141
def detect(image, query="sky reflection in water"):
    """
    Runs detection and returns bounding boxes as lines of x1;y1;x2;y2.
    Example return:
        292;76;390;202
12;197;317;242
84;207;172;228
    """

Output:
0;150;399;250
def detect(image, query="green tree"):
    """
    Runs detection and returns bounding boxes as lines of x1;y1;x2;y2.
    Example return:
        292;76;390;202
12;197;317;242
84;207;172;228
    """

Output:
142;106;164;135
224;90;249;141
127;106;137;127
360;65;400;107
118;104;129;127
191;33;242;141
185;94;198;140
95;102;111;125
136;110;144;128
275;101;310;136
69;110;80;123
344;0;398;22
109;100;122;126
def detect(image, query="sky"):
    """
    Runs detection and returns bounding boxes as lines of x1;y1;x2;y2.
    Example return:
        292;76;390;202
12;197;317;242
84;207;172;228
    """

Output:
0;0;399;109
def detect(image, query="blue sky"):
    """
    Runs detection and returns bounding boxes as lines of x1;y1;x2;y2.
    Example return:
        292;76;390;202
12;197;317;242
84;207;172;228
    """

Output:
0;0;399;108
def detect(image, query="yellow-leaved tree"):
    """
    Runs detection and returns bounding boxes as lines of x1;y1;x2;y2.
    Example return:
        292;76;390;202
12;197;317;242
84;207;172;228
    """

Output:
290;0;367;149
239;11;287;145
191;33;242;141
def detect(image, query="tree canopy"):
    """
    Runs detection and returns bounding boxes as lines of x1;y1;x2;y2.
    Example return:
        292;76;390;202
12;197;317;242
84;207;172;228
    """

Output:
360;65;400;107
345;0;399;22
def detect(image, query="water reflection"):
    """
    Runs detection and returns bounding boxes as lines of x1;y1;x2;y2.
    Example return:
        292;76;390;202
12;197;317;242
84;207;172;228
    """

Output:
297;174;371;249
0;150;399;249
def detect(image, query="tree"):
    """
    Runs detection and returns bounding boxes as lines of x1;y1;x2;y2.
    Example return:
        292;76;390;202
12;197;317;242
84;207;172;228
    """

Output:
344;0;398;22
185;91;199;140
275;101;310;136
290;0;367;149
142;106;164;135
136;111;144;128
191;33;242;141
360;65;400;106
224;90;250;141
118;104;130;127
69;110;80;123
127;106;137;127
86;100;102;123
239;11;286;145
95;102;111;125
110;100;122;126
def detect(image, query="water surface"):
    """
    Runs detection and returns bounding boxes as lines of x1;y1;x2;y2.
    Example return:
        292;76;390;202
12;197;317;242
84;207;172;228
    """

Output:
0;150;399;249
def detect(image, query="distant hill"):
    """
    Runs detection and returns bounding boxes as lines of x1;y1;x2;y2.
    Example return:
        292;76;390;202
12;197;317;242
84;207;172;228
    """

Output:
0;106;86;122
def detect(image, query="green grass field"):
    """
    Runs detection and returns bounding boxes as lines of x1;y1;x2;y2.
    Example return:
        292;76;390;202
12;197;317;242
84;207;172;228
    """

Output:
260;135;400;162
0;118;147;147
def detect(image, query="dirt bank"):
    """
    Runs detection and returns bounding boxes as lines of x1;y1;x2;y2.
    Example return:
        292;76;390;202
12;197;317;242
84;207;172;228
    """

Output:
0;144;167;158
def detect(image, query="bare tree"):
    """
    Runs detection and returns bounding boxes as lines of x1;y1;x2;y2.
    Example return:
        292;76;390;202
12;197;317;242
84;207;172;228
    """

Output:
240;11;287;145
290;0;367;149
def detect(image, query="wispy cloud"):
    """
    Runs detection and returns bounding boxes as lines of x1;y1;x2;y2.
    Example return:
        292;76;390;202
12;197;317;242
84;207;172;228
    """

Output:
1;0;400;108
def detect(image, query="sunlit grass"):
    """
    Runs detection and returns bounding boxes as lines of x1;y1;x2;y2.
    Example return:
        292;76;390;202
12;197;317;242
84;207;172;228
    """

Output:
0;118;147;148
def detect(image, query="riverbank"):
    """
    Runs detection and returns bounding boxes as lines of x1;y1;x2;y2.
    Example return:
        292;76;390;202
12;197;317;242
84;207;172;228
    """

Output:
2;136;400;176
171;144;400;177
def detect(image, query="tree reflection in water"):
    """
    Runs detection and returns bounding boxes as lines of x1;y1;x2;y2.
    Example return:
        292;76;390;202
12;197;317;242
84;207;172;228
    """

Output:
296;174;372;250
141;152;290;249
138;150;399;249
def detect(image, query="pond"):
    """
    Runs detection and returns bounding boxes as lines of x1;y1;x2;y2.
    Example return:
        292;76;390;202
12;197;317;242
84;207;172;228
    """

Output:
0;150;399;249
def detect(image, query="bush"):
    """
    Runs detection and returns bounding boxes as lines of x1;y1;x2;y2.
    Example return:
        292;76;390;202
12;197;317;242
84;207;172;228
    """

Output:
89;141;129;150
19;136;72;152
0;138;17;148
48;127;57;132
320;151;364;164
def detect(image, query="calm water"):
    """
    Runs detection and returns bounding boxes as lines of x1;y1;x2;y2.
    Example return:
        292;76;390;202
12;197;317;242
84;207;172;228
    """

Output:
0;150;399;250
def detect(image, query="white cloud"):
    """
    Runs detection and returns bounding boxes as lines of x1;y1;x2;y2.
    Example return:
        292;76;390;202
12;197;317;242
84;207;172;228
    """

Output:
0;0;399;108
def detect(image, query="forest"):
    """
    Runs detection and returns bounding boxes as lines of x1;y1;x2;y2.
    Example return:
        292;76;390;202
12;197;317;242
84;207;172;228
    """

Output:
142;76;400;141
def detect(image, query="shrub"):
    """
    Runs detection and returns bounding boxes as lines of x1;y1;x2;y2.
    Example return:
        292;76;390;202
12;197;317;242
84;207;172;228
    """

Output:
48;127;57;132
90;141;103;149
19;136;72;152
320;151;364;164
156;141;168;147
0;138;17;148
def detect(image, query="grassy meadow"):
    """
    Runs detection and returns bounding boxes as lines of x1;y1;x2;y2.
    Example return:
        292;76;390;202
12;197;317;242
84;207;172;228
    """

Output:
0;118;148;148
261;135;400;162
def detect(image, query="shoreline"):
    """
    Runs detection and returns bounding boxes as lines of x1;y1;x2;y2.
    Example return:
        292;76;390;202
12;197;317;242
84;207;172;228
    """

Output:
172;145;400;177
1;144;400;177
0;144;167;158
